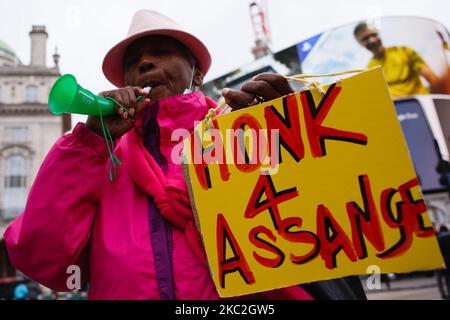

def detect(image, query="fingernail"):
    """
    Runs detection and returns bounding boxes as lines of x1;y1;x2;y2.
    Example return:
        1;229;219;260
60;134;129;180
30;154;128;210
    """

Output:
222;88;230;95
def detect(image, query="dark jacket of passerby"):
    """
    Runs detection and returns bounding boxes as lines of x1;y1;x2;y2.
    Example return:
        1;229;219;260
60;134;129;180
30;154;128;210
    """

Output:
437;227;450;273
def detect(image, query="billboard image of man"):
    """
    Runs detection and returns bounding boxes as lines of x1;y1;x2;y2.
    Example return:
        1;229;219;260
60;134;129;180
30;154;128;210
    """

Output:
354;22;442;97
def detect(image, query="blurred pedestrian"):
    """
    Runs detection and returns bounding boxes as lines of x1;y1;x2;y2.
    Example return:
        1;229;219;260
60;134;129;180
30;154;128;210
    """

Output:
13;283;29;300
436;225;450;299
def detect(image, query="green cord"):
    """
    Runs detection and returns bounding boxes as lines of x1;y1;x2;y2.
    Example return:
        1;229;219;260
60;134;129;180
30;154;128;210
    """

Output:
96;97;122;182
97;95;146;182
104;96;129;113
104;96;145;113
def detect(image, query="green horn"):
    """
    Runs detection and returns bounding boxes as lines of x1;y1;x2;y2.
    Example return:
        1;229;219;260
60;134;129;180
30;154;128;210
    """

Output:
48;74;116;116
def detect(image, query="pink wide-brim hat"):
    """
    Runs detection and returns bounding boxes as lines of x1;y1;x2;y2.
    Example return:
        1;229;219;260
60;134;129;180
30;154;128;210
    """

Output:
102;9;212;88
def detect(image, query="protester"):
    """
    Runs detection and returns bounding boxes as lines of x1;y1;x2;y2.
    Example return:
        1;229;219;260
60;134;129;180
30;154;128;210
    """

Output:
4;9;365;300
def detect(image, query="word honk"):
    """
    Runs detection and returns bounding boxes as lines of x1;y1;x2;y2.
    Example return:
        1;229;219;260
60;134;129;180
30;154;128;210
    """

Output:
190;84;368;190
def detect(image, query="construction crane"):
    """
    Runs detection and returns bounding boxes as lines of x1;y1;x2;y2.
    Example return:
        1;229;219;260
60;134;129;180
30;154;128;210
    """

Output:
249;0;272;59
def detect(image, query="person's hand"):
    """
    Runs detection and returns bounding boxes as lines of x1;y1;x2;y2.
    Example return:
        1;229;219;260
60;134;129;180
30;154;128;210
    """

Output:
221;73;294;110
85;86;151;139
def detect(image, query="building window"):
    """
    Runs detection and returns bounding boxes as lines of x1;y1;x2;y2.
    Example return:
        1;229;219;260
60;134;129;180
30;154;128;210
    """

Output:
25;85;38;103
3;155;27;219
8;127;28;143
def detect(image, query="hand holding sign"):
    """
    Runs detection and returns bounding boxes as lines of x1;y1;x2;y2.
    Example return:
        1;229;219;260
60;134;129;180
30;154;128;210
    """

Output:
182;67;445;298
222;73;294;110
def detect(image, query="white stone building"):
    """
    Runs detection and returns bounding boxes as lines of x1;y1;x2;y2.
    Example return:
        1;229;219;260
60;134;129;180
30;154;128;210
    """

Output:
0;26;70;280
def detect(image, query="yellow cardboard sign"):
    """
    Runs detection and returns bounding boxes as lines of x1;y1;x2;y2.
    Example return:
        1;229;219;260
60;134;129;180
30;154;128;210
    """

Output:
182;67;445;298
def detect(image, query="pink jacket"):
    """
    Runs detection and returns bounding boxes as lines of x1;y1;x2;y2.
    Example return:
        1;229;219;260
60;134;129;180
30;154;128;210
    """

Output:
4;92;312;300
4;92;221;300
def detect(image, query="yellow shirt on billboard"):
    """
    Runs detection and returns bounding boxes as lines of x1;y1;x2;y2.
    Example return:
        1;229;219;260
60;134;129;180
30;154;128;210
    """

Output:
368;46;430;97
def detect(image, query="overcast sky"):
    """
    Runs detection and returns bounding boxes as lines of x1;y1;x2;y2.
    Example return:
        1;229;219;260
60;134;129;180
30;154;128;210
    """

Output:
1;0;450;125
